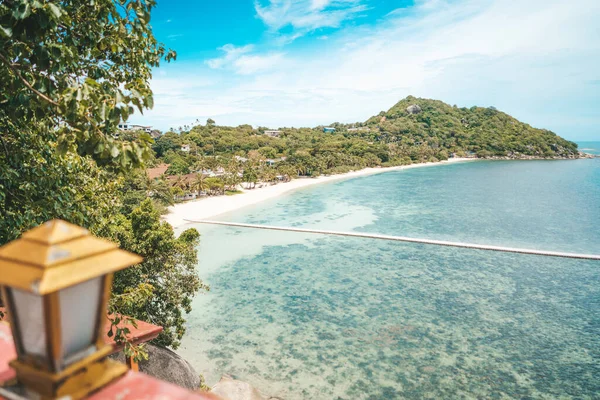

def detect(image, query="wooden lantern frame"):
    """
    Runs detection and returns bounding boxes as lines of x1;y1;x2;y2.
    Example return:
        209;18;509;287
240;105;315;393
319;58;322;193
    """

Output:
0;220;142;399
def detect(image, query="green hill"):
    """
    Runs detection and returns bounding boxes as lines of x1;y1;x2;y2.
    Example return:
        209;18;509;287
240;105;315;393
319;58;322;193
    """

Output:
361;96;578;158
150;96;581;179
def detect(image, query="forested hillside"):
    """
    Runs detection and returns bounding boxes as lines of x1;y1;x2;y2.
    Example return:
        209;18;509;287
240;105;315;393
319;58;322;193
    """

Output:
364;96;578;158
151;96;579;181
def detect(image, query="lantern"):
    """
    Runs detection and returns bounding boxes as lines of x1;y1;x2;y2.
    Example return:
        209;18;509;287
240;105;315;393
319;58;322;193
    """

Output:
0;220;142;399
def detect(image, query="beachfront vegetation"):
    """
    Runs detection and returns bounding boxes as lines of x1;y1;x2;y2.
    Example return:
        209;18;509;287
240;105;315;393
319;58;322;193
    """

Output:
0;0;205;351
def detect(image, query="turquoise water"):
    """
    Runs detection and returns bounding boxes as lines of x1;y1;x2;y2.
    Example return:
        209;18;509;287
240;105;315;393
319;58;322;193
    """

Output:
178;159;600;399
578;141;600;156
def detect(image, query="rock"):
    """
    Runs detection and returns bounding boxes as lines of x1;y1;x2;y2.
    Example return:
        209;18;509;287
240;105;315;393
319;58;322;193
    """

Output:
406;104;422;114
210;375;281;400
110;344;200;390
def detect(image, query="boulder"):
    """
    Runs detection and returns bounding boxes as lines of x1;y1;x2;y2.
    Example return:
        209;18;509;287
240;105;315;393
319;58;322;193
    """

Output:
110;344;200;390
406;104;422;114
210;375;281;400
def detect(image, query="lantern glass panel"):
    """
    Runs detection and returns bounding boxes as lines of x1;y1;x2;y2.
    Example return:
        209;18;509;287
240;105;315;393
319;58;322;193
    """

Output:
59;277;103;364
11;288;47;358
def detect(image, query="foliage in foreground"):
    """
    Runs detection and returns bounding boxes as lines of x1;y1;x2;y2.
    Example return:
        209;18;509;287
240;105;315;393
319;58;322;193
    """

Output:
0;0;205;351
97;199;208;349
0;0;174;171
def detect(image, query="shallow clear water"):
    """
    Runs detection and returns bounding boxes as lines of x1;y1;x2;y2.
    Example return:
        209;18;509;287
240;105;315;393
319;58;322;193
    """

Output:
177;159;600;399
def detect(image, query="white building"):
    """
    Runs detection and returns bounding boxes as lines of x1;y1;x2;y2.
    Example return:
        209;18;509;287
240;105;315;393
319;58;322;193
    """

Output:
181;144;191;152
118;123;153;133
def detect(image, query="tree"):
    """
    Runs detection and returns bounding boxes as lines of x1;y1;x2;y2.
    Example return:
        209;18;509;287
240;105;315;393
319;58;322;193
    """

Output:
205;177;225;195
0;130;119;243
0;1;207;354
207;118;216;127
0;0;175;171
193;173;207;194
96;199;208;349
152;135;179;157
0;0;175;240
242;167;259;189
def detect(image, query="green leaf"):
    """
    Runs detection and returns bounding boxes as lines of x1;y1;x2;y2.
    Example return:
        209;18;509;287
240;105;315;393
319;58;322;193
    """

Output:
0;25;12;38
110;145;120;158
46;3;62;19
13;2;31;19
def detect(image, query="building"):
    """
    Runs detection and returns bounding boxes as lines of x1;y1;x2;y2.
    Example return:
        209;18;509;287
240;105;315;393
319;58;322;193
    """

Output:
323;127;336;133
235;155;248;163
348;127;370;132
181;144;191;152
118;123;153;133
150;130;162;139
264;130;281;138
146;164;170;180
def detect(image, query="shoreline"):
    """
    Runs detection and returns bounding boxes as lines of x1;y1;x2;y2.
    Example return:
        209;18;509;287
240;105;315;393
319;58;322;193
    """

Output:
163;158;474;229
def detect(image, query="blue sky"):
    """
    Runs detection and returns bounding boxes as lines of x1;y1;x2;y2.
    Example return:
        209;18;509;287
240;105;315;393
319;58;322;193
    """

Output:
139;0;600;141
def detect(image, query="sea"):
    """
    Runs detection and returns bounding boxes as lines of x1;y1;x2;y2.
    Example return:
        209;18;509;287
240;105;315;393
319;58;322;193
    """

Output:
177;142;600;399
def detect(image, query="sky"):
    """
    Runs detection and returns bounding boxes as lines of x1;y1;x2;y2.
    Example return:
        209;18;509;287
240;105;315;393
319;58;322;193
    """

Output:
138;0;600;141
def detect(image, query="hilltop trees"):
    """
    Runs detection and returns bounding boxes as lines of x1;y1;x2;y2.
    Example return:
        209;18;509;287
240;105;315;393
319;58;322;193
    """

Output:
367;96;578;158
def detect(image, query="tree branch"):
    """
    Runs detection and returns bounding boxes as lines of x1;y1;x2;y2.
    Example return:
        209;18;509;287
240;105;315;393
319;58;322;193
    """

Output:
0;53;60;106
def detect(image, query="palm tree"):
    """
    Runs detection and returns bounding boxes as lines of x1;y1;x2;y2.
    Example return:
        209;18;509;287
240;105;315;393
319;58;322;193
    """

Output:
193;173;207;196
260;168;276;185
278;165;297;182
242;167;258;189
148;177;174;206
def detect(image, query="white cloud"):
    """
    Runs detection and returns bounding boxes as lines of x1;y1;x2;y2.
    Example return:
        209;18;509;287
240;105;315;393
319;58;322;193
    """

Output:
233;53;285;75
310;0;331;11
206;44;285;75
143;0;600;140
206;44;255;69
255;0;367;36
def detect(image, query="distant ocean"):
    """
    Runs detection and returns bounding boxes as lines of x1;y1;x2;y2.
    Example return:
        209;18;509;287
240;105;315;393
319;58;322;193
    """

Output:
179;157;599;399
577;140;600;155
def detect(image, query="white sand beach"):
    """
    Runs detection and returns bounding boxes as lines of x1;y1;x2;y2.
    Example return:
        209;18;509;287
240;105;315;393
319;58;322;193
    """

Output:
164;158;474;228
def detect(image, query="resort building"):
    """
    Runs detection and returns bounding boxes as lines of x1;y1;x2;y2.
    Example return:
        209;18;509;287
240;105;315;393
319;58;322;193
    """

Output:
146;163;170;180
118;123;153;133
181;144;191;152
323;127;336;133
150;130;162;139
264;130;281;138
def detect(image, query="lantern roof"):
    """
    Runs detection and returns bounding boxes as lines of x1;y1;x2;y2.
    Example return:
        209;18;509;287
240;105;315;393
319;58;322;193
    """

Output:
0;220;142;294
